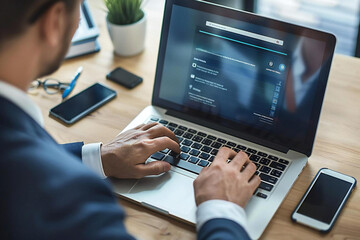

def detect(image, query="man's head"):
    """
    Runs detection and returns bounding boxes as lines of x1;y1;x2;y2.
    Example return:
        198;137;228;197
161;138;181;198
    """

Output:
0;0;82;89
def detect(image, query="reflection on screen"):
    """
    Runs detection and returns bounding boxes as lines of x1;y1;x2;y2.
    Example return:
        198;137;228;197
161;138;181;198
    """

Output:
159;4;326;142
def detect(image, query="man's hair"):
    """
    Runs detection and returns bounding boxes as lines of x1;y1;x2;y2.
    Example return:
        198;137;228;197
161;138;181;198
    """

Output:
0;0;76;46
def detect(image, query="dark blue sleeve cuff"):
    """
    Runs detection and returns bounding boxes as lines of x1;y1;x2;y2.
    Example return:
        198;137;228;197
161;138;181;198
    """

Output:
198;218;251;240
61;142;84;160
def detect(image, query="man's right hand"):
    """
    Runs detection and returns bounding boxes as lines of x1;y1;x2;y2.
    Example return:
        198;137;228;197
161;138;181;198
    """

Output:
193;147;261;208
100;122;180;179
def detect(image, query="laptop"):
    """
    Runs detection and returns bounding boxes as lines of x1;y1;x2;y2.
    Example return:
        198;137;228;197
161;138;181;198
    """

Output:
110;0;336;239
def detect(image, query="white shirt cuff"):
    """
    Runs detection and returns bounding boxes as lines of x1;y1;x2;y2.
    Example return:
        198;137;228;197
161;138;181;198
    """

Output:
82;143;107;179
196;199;248;232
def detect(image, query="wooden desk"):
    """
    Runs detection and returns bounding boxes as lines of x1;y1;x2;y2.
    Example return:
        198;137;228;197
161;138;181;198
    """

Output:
30;0;360;239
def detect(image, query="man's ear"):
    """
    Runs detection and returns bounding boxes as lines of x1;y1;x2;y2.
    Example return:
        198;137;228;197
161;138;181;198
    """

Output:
38;2;68;48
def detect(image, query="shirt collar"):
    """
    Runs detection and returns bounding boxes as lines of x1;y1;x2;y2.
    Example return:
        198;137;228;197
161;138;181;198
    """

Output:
0;80;44;127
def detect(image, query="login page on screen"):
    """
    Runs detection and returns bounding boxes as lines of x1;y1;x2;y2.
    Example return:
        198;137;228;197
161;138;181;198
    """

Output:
159;4;326;141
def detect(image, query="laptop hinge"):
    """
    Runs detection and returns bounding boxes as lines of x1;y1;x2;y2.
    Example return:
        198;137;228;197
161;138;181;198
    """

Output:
141;202;170;215
166;109;289;154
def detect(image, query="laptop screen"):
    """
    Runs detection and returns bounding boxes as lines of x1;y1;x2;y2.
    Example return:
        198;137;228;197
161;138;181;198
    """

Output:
153;0;336;156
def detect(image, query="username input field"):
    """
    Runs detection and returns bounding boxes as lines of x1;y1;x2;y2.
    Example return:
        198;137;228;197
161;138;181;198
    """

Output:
206;21;284;46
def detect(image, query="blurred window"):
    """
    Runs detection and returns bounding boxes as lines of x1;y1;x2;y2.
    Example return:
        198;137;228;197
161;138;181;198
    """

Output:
256;0;360;56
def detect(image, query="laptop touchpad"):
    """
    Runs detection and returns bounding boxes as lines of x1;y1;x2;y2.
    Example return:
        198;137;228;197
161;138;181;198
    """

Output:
126;171;197;222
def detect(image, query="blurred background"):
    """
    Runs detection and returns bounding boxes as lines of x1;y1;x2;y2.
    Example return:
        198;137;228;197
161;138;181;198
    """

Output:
205;0;360;57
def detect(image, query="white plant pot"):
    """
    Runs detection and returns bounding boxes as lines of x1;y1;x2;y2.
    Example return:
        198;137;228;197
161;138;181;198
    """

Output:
107;14;147;57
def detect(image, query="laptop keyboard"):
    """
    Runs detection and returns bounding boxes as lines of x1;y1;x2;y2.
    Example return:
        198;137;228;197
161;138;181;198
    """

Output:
147;117;290;199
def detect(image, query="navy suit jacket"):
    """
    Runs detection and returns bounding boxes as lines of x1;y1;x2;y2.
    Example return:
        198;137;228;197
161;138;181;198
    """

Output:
0;97;250;240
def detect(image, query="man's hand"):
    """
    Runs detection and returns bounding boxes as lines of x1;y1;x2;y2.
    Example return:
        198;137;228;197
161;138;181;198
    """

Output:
193;147;261;208
100;123;180;179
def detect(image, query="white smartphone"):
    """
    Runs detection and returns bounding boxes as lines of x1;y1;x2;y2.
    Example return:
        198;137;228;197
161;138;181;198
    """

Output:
291;168;356;232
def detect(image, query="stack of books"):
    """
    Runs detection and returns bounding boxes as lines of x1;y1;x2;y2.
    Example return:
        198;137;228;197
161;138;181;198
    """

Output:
66;0;100;59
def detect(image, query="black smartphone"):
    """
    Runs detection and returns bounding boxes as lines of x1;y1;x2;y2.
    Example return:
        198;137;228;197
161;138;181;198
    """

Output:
49;83;117;125
106;67;143;89
291;168;356;232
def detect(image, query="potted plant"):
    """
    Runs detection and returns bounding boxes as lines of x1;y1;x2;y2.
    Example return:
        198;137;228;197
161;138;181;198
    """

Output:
105;0;146;56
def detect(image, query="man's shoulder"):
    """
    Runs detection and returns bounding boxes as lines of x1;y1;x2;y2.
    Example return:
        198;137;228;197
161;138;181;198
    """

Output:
0;124;131;240
0;97;103;192
0;96;51;139
0;133;105;194
0;127;78;173
0;126;121;236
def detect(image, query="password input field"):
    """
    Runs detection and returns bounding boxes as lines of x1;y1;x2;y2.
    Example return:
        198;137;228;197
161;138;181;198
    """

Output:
199;30;288;56
206;21;284;46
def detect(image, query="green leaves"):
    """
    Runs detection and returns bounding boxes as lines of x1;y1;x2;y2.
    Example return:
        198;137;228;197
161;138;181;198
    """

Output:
105;0;144;25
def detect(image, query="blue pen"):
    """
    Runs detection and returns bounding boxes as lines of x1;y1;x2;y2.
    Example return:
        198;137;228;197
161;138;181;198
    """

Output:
62;66;83;99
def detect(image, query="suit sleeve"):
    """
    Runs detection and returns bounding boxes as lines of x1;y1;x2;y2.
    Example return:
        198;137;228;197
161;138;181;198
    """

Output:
62;142;106;178
61;142;84;159
196;200;251;240
1;139;136;240
198;219;251;240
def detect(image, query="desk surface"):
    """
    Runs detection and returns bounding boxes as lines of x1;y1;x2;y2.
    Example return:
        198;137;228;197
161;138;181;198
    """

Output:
30;0;360;239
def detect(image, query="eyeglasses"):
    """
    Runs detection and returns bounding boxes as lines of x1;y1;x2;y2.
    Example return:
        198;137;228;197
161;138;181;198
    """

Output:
28;78;74;99
28;66;83;99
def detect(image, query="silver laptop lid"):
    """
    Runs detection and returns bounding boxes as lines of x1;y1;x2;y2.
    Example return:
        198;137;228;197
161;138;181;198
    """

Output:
152;0;336;156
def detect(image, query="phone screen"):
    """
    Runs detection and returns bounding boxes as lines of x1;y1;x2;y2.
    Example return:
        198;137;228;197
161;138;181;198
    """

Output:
50;83;116;124
297;173;352;224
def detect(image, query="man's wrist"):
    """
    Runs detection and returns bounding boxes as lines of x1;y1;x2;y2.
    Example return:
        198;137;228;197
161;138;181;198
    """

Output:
100;143;117;178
